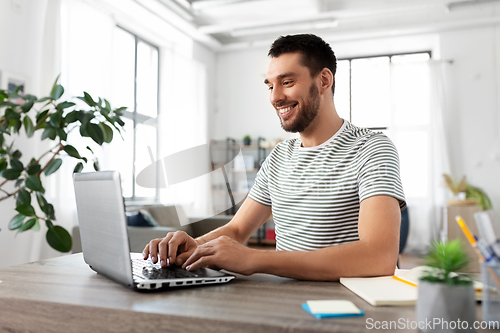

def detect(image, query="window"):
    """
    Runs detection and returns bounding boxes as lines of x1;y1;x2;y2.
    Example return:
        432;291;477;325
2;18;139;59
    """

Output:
335;52;431;199
108;26;160;201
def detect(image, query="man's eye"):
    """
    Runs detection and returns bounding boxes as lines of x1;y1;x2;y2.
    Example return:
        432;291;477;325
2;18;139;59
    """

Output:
268;86;273;91
283;81;292;86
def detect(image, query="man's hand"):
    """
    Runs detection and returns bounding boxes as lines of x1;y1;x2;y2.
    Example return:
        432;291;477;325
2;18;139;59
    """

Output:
182;236;256;275
142;230;199;267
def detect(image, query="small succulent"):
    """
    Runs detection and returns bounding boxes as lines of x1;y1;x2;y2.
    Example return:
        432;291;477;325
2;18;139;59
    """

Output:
419;240;472;286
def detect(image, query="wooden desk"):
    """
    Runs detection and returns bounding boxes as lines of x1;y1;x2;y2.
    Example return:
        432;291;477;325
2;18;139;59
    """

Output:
0;254;487;333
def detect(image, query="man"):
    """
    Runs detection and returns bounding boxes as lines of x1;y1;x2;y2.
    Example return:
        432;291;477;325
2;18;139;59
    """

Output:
143;34;406;281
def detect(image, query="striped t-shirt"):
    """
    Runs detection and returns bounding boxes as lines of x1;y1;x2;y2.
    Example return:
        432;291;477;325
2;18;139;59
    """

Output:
248;120;406;252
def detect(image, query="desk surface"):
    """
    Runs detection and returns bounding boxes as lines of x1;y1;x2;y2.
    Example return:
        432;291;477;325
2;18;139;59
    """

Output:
0;254;487;333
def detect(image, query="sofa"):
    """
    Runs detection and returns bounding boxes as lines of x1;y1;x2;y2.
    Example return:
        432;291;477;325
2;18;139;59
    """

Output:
72;205;233;253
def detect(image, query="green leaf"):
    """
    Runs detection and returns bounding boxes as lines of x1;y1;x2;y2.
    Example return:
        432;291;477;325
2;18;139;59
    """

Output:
14;178;24;187
1;168;21;180
63;144;81;159
44;158;62;176
36;192;48;211
86;146;94;154
87;123;104;145
45;220;54;229
93;160;100;171
104;99;111;112
10;159;23;171
56;101;75;111
46;225;72;253
23;116;35;137
50;84;64;100
41;127;56;140
50;74;61;95
83;92;96;107
0;158;7;172
15;203;35;217
56;128;67;141
12;150;22;159
27;163;41;175
43;203;55;220
25;176;45;193
36;96;50;103
73;162;84;173
49;111;62;127
18;218;37;233
115;118;125;127
79;124;89;137
36;110;49;126
5;108;20;120
16;188;31;206
20;100;35;113
32;219;40;232
77;110;94;124
10;118;22;133
64;110;79;124
99;123;113;143
9;214;25;230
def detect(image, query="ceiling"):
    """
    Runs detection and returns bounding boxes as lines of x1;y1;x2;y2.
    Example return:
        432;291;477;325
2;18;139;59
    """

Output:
134;0;500;50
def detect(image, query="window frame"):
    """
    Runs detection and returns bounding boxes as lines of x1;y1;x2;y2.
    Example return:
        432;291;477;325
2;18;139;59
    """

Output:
337;50;432;130
115;25;161;204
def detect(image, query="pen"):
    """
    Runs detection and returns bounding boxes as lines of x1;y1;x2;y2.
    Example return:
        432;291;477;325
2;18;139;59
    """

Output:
474;236;499;264
456;216;500;289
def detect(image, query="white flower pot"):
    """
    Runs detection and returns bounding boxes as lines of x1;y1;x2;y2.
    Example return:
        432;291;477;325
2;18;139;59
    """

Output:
416;281;476;332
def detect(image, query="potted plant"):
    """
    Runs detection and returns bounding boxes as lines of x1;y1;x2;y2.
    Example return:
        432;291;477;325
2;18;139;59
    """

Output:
443;174;493;210
416;240;475;332
243;135;251;146
0;76;126;252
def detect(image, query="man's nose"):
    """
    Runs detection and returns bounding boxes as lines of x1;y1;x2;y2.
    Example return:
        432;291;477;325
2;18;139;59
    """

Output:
270;86;285;106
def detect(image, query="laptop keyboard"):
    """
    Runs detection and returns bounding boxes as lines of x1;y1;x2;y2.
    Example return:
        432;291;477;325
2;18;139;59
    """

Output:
132;258;199;280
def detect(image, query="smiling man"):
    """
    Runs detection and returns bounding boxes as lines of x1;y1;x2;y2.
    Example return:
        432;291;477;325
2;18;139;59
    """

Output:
143;34;406;281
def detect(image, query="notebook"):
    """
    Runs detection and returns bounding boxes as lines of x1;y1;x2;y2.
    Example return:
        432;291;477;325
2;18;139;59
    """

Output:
73;171;235;291
340;267;483;306
340;272;417;306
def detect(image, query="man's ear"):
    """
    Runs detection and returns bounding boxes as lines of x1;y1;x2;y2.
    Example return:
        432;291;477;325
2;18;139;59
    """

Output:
318;68;334;96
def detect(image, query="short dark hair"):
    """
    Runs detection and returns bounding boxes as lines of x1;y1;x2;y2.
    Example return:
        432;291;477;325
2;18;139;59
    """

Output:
268;34;337;95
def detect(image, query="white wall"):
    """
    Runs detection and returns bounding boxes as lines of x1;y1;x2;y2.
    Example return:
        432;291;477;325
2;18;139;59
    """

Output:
213;47;299;142
440;26;500;212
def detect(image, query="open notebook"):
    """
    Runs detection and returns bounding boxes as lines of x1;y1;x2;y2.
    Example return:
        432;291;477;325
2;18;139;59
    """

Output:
340;267;482;306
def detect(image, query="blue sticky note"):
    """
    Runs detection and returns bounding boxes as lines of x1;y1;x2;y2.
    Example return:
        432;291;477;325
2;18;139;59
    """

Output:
302;301;364;319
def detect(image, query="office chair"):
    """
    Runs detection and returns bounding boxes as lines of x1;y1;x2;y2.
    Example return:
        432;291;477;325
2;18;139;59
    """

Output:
398;207;410;268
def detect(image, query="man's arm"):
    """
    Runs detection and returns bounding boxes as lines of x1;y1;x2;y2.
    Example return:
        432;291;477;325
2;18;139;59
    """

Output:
143;197;271;267
183;195;401;280
196;198;272;246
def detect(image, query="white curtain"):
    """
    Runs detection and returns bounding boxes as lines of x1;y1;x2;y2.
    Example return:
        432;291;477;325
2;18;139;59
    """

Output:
29;0;65;261
158;54;212;219
389;60;451;254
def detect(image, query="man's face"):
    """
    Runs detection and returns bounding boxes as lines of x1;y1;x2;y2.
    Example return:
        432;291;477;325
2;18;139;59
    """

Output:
265;52;321;133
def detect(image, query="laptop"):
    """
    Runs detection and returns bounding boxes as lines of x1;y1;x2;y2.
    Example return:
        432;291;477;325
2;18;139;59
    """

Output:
73;171;235;291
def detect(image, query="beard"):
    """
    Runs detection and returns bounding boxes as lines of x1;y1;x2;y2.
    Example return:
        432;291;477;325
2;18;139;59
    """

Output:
278;83;320;133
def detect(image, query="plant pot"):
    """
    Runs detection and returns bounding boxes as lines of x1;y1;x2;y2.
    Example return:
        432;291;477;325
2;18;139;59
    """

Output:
416;281;475;332
243;138;251;145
